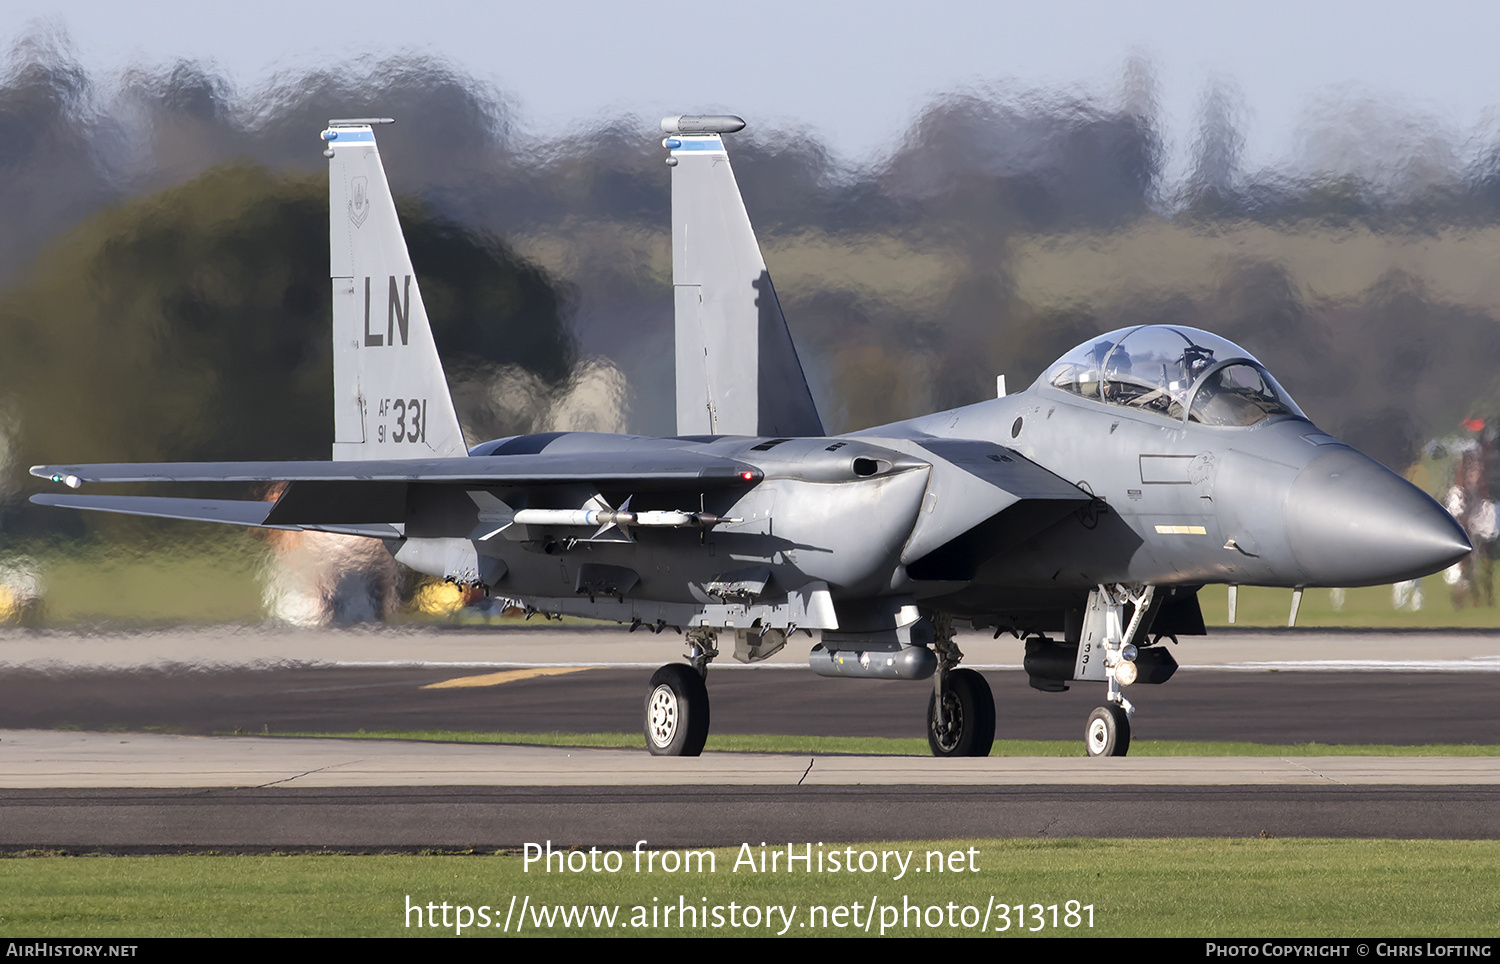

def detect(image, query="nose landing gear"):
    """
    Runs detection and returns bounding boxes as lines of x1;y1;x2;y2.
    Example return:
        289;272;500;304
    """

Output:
1081;584;1153;758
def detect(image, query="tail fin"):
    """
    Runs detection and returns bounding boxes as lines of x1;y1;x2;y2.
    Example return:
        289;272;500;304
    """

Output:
664;116;824;438
323;119;467;460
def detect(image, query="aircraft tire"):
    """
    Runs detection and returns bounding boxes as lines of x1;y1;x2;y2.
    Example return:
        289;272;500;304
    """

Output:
1085;704;1130;757
926;668;996;757
644;663;710;757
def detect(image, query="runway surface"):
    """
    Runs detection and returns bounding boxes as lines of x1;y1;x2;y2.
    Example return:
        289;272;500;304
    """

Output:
0;665;1497;744
3;731;1499;848
2;626;1498;744
4;784;1498;850
0;626;1496;849
9;729;1500;788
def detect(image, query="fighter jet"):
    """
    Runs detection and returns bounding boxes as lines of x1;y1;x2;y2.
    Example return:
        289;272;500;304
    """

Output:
31;116;1471;758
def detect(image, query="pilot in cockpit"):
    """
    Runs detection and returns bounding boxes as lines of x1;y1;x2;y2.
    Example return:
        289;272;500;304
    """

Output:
1087;339;1116;376
1102;346;1134;381
1181;344;1217;384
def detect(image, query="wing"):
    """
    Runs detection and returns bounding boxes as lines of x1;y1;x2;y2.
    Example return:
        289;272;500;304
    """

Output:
30;450;763;531
31;450;762;485
28;494;401;539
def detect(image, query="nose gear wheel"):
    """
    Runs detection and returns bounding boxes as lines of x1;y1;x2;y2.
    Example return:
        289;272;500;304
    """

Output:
1086;704;1130;757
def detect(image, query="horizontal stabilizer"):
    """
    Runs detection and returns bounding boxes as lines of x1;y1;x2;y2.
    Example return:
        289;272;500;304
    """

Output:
29;494;400;539
32;451;762;488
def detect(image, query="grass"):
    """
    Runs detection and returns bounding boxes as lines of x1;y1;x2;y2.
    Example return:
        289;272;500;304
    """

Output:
17;536;271;626
272;730;1500;757
1;839;1497;937
1199;582;1500;629
0;537;607;629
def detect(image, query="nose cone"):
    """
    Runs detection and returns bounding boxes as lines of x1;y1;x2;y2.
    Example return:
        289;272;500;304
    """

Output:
1286;448;1471;586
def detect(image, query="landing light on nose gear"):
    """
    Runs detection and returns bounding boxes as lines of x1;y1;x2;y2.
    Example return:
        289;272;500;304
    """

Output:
1114;644;1140;686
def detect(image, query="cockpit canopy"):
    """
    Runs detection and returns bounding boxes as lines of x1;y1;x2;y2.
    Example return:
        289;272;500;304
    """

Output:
1041;325;1305;427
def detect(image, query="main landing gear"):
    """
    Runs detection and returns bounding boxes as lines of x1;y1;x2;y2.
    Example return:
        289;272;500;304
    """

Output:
928;668;995;756
927;615;996;757
640;617;1002;759
643;628;717;756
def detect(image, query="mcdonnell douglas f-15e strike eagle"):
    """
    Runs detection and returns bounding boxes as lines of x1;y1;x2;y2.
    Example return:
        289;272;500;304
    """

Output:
33;115;1472;758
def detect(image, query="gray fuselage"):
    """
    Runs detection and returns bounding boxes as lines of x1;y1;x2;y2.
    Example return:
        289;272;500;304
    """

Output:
396;372;1466;637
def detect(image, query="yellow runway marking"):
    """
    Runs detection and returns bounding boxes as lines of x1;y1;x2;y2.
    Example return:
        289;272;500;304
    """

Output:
420;667;599;690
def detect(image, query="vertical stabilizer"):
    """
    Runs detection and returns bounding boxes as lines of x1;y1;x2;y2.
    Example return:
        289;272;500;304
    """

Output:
664;116;824;438
324;119;467;460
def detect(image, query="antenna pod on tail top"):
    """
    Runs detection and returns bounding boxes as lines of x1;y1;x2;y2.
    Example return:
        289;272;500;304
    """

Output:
663;115;824;438
661;115;746;135
323;120;467;460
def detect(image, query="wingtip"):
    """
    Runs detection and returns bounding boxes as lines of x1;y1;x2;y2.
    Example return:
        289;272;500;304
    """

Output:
31;466;81;488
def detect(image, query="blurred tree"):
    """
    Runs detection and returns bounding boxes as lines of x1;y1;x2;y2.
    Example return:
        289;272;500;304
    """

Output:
0;163;572;533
